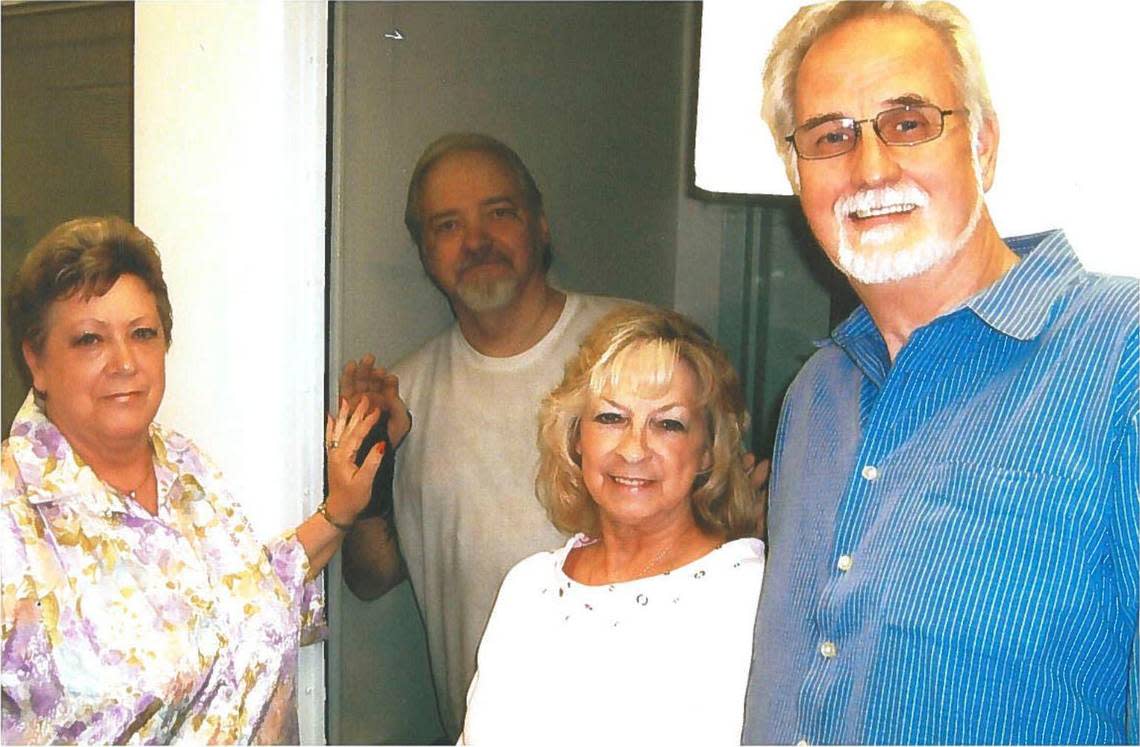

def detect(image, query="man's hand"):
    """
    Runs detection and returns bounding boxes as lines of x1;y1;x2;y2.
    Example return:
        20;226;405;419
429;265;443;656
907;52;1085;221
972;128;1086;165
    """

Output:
743;453;771;539
339;353;412;448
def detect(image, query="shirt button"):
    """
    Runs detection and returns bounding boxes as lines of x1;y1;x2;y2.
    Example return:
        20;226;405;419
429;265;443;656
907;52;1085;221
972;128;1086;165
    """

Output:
819;640;837;659
837;554;853;572
861;464;879;481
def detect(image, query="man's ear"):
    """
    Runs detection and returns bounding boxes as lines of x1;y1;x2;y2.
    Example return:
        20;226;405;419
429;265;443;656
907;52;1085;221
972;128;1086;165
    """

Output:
538;213;551;248
975;113;1000;192
782;145;801;195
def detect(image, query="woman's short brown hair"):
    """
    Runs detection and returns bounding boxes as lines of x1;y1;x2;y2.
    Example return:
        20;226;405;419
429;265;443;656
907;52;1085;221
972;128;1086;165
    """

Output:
6;216;173;383
537;305;758;540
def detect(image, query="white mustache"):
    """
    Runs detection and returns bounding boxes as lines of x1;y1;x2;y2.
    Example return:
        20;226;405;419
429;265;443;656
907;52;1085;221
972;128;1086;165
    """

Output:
834;183;930;221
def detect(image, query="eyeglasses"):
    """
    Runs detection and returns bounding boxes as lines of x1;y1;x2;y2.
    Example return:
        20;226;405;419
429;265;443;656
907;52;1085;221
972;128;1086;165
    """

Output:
786;104;963;160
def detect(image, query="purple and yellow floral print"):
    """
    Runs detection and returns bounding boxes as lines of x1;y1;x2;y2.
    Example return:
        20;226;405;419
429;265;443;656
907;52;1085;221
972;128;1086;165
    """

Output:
1;392;325;744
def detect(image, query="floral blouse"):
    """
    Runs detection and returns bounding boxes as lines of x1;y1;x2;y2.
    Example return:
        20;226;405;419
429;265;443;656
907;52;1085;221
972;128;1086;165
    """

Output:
1;392;325;744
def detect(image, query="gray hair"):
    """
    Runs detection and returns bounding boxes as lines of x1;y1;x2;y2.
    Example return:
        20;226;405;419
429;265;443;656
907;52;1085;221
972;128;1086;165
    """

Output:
762;1;995;189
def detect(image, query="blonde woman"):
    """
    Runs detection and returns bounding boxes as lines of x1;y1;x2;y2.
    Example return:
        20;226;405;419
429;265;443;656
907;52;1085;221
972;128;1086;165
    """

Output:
460;305;765;744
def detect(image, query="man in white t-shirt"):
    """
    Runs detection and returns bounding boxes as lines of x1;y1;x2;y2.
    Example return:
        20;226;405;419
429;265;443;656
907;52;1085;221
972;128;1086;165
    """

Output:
340;133;625;738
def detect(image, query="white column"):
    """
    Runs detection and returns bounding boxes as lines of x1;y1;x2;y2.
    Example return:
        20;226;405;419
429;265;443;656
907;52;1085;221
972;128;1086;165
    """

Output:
134;2;329;742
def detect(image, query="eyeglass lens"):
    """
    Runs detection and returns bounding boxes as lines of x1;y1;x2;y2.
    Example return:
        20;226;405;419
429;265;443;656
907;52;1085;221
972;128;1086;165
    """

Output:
794;104;946;159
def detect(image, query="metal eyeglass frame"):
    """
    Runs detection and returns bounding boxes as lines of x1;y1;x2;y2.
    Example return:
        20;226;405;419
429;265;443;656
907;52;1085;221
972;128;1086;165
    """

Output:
785;105;963;160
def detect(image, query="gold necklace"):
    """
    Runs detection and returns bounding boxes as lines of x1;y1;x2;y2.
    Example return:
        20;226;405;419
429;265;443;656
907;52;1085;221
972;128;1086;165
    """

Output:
110;465;153;502
637;537;681;578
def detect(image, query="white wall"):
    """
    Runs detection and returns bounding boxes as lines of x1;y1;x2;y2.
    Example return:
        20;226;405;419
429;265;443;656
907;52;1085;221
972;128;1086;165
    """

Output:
695;1;1140;278
134;2;328;742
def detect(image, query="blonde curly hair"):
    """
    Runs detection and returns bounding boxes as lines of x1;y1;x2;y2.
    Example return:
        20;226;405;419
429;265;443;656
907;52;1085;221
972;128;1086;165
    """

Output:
536;305;758;539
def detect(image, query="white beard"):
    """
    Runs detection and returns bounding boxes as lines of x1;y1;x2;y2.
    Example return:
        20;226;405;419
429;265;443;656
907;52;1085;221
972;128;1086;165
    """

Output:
833;155;985;285
456;273;520;312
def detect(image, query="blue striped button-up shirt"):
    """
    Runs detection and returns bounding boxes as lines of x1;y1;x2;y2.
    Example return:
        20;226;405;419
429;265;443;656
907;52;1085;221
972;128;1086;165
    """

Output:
742;230;1139;744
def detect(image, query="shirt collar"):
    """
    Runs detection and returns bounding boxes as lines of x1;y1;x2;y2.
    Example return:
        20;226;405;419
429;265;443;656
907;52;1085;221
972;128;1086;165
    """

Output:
7;390;204;513
963;229;1084;340
827;305;889;386
823;229;1082;384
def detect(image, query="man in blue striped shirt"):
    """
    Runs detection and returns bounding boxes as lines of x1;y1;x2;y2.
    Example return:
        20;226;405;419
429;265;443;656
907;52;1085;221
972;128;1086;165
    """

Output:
742;2;1138;744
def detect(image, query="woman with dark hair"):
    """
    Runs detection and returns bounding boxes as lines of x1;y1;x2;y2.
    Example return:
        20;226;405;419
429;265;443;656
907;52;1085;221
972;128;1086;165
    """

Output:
460;305;765;744
2;216;382;744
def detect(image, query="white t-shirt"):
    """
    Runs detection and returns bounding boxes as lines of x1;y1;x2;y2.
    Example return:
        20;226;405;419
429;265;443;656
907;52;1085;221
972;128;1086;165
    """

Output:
392;292;627;737
460;534;766;745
